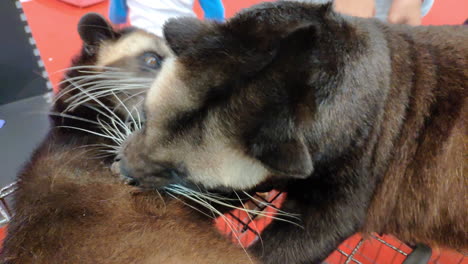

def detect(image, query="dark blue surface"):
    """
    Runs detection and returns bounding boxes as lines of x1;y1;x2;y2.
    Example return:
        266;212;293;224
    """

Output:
0;95;50;186
0;0;49;105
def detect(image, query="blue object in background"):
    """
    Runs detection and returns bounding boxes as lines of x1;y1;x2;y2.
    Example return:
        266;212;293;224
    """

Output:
109;0;225;25
109;0;128;24
0;119;5;129
199;0;225;21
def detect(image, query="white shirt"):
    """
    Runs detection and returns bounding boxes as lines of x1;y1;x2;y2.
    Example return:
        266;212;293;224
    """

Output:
128;0;196;37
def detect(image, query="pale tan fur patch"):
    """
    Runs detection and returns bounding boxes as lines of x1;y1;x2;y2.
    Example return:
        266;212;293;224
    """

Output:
143;58;270;189
158;123;270;189
97;31;173;67
94;30;172;122
145;59;198;124
186;140;270;189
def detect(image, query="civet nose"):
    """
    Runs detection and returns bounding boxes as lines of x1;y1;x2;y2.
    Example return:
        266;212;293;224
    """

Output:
113;156;140;186
115;152;187;189
122;175;140;186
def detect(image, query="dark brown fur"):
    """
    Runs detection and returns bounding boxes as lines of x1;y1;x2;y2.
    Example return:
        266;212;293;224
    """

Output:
363;26;468;247
0;133;255;264
118;2;467;263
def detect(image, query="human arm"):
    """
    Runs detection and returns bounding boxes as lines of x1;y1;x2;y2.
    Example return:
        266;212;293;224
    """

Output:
333;0;375;18
388;0;423;25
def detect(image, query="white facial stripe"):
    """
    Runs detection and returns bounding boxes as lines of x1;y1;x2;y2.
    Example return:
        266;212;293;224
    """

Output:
97;31;171;67
186;140;269;190
213;148;269;189
145;58;196;119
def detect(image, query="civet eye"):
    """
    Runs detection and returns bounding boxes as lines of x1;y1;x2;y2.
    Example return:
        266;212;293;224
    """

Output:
140;52;162;70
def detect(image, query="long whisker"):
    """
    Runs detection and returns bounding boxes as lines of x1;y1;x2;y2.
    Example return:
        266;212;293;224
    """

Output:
133;105;143;130
233;190;265;254
58;65;121;73
166;185;303;228
48;112;100;125
66;85;146;105
115;91;147;120
165;189;255;264
169;185;294;218
55;126;120;142
241;191;301;219
110;91;138;132
97;118;125;145
64;83;149;112
55;67;151;105
81;103;130;135
166;193;217;220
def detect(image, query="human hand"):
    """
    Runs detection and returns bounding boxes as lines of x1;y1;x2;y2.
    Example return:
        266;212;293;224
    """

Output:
333;0;375;18
388;0;422;25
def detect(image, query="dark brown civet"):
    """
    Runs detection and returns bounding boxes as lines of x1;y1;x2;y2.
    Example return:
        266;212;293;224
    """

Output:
118;2;467;263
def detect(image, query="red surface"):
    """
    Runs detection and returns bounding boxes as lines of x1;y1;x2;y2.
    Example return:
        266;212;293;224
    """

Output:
20;0;108;92
325;234;468;264
215;190;286;248
0;228;5;245
422;0;468;26
58;0;105;7
10;0;467;263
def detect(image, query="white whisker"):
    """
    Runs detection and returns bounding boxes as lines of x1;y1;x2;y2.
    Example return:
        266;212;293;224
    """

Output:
49;112;100;125
110;91;138;132
233;190;265;255
167;185;303;228
81;103;130;135
241;191;301;219
56;126;120;142
165;189;255;264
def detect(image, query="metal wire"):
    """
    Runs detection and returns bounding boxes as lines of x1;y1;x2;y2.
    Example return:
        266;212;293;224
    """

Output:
371;234;408;256
344;239;365;264
0;182;17;199
0;181;17;226
337;249;363;264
